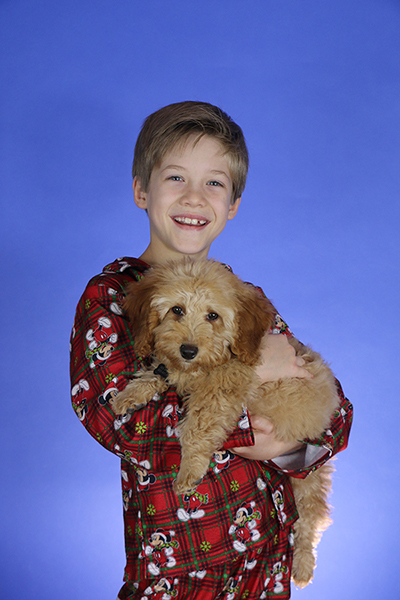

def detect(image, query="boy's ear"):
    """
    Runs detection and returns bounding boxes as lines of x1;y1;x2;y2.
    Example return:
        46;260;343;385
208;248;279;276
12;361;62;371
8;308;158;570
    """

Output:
133;177;148;210
228;196;241;220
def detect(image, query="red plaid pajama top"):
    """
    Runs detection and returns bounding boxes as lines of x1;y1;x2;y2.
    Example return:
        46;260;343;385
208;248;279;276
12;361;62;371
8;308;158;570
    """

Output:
69;257;353;590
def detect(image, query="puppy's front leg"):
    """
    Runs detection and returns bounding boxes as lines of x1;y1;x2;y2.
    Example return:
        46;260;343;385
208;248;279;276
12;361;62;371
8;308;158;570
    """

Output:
173;387;243;496
113;370;168;416
174;429;215;496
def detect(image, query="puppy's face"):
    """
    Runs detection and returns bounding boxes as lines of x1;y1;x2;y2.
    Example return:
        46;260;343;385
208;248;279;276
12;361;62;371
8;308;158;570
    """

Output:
150;282;237;372
124;259;275;371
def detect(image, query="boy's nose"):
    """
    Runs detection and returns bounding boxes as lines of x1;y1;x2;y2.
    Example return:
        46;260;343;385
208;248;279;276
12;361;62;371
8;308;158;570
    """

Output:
180;344;198;360
181;187;206;207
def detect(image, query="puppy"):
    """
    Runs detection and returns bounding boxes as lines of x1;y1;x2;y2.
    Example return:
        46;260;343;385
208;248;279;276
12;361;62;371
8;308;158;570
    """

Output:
113;258;340;587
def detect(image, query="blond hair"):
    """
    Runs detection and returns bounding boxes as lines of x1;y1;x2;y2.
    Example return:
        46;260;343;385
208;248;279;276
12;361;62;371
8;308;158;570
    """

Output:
132;101;249;202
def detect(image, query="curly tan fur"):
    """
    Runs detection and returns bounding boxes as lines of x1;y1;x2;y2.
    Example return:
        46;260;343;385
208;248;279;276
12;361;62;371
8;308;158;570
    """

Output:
113;257;340;587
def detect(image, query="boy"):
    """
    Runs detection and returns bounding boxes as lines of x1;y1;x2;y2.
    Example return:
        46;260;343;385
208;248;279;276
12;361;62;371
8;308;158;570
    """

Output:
70;101;352;599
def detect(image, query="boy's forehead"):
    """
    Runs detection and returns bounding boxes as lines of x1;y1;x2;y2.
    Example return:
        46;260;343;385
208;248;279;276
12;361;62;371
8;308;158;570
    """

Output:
158;134;231;171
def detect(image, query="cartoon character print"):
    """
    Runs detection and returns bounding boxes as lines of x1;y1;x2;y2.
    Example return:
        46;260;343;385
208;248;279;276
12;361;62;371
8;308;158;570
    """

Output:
260;555;288;597
141;577;179;599
114;444;139;465
117;452;157;493
337;405;348;424
213;449;235;474
121;469;133;511
244;554;258;572
142;529;179;576
177;490;209;521
272;485;287;526
70;325;76;352
98;374;133;430
136;463;157;493
219;576;241;600
229;502;261;553
188;569;207;580
85;317;118;368
320;427;334;455
98;376;120;407
238;407;250;430
107;287;125;316
116;259;135;273
256;477;267;493
271;314;292;337
103;258;135;275
288;530;294;548
71;379;89;421
114;390;160;430
136;511;145;545
162;404;184;438
113;411;132;430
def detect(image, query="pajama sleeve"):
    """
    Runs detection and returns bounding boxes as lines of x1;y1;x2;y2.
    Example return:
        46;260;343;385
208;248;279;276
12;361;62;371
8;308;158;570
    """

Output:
268;379;353;478
259;310;353;478
70;270;152;459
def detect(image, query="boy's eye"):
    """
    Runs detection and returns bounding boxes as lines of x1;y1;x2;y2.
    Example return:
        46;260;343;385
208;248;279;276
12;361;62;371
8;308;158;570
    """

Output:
169;175;183;182
207;180;223;187
171;306;184;316
207;312;219;321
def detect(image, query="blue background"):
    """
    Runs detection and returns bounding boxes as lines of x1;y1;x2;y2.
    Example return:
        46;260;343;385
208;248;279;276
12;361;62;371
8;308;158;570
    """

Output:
1;1;399;598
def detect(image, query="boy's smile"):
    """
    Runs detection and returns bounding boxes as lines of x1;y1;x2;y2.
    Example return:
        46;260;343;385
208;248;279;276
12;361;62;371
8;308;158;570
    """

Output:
133;135;241;265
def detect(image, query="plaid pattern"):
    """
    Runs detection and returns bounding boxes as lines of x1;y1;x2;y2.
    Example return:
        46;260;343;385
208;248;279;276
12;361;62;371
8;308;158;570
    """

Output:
118;531;293;599
70;257;353;592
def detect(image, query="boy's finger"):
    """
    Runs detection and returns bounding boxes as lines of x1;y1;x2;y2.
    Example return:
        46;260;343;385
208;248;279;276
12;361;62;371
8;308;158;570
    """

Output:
251;415;274;434
297;367;314;379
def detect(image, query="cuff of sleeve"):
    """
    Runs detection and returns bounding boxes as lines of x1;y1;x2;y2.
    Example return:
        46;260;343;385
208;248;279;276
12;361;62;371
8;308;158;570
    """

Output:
267;443;330;476
223;408;255;449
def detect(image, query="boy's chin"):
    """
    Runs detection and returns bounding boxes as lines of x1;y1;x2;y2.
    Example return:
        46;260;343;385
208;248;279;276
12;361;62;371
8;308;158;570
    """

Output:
165;248;210;262
174;240;212;259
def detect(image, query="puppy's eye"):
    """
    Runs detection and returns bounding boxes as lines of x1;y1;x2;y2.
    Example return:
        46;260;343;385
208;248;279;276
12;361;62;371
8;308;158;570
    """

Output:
171;306;184;316
207;312;219;321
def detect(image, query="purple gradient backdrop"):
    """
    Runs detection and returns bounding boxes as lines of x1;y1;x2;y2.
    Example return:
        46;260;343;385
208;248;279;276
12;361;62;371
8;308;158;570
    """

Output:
1;1;399;598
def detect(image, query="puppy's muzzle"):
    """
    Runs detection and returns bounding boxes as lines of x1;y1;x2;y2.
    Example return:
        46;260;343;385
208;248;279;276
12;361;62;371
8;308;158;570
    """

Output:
180;344;198;360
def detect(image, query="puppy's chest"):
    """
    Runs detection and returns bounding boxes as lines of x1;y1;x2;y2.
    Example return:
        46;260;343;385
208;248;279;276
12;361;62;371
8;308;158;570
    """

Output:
171;362;255;398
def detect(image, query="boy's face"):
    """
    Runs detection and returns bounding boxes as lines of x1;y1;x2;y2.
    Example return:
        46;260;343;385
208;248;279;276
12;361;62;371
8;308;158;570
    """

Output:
133;135;241;265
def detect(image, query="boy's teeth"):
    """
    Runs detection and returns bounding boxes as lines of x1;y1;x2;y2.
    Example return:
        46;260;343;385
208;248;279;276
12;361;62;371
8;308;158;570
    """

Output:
175;217;206;226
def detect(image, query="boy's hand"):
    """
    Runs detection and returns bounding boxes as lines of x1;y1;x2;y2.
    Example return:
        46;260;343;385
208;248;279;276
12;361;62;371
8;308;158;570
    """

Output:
255;333;313;383
233;334;310;461
232;416;303;461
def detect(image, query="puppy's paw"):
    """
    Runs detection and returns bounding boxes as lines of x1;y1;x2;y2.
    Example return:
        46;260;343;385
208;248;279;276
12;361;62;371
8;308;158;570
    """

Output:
173;471;203;497
112;381;149;415
292;549;315;588
113;395;144;416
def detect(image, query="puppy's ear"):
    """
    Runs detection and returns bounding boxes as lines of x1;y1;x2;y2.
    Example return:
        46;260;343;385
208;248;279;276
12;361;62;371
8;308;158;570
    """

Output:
230;285;275;365
123;273;160;357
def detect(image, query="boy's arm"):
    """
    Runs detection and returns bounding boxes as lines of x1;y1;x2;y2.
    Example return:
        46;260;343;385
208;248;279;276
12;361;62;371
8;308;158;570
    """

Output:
268;379;353;477
232;380;352;477
232;329;353;476
70;270;154;459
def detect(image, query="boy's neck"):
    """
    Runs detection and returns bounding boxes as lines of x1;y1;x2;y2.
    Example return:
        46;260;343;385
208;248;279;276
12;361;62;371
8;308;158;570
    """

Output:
138;244;210;266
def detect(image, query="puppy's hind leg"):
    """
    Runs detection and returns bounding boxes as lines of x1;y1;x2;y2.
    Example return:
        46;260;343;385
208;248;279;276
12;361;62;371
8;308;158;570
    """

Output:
290;463;334;588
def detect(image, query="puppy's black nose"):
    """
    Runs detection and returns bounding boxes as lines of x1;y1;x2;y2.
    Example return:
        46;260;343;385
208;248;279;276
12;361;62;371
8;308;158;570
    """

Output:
180;344;198;360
